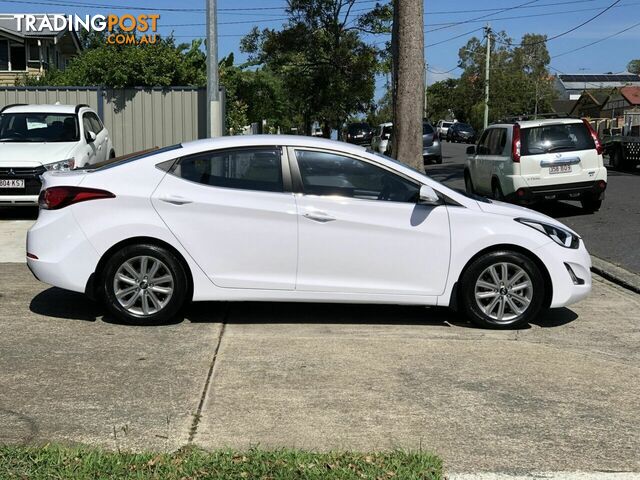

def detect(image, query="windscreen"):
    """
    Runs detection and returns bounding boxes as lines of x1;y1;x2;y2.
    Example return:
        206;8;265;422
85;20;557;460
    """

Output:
423;123;434;135
0;112;79;142
521;123;595;156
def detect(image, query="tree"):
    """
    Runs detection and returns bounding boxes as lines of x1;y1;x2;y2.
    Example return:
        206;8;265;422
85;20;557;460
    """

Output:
390;0;424;171
241;0;378;136
627;59;640;74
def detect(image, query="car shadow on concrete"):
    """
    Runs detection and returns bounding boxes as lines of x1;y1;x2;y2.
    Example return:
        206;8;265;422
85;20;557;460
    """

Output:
0;207;38;221
29;288;578;330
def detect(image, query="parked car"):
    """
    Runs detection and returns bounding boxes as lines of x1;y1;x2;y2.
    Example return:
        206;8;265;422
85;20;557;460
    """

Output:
344;122;373;146
28;135;591;329
446;122;476;143
0;103;114;206
371;122;393;154
423;122;442;164
464;116;607;213
436;120;455;140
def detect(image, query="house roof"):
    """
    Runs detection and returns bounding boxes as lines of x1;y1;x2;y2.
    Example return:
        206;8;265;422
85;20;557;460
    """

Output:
620;86;640;105
0;14;81;50
557;73;640;91
552;99;577;114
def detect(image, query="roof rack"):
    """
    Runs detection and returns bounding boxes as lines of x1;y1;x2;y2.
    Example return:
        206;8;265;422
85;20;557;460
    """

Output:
0;104;27;114
75;104;91;114
496;113;579;123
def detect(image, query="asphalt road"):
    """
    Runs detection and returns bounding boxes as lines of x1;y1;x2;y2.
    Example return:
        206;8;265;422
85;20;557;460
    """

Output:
428;142;640;274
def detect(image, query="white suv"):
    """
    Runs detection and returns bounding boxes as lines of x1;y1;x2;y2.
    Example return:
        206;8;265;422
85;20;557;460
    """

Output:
464;116;607;212
0;103;114;206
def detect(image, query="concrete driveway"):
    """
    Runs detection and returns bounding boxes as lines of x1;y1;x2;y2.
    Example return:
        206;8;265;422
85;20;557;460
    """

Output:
1;262;639;474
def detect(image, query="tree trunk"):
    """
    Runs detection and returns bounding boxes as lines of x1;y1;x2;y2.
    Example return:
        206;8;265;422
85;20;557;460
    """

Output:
391;0;425;172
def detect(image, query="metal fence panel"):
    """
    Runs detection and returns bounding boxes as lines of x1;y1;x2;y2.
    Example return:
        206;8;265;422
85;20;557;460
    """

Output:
0;86;207;156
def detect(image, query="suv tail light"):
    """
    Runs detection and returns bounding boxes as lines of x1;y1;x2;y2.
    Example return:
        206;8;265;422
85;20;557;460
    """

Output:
512;124;521;162
582;118;604;155
39;186;115;210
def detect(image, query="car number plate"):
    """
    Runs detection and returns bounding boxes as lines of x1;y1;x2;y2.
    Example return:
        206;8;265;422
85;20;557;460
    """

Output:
549;165;572;174
0;179;25;188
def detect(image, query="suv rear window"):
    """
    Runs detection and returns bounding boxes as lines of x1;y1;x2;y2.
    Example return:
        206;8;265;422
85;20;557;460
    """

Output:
422;123;434;135
521;122;595;156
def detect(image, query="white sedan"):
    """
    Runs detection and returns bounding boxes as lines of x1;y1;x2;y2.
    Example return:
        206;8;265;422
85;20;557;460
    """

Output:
27;135;592;328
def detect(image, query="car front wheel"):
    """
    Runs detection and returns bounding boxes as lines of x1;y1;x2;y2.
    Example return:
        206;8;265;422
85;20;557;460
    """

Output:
459;251;546;329
101;244;189;325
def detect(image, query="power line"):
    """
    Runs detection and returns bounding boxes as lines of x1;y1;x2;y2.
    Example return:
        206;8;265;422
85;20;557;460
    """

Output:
551;19;640;58
425;27;485;48
493;0;622;46
427;0;541;33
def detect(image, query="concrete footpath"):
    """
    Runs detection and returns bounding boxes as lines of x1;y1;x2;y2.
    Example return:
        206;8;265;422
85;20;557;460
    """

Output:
0;263;639;475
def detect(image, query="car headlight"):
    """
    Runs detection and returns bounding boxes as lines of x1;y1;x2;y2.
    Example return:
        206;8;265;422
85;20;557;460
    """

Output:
44;158;76;172
515;218;580;249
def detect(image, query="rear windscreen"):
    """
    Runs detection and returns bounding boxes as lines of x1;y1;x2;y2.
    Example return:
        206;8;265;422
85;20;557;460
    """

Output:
423;123;434;135
521;123;595;156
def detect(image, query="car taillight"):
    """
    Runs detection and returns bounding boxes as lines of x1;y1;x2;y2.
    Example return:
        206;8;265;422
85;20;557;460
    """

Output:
512;124;521;163
582;118;603;155
39;186;115;210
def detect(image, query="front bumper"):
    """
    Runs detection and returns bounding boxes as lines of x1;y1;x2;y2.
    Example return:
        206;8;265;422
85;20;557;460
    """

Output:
0;165;45;206
506;180;607;204
535;239;592;308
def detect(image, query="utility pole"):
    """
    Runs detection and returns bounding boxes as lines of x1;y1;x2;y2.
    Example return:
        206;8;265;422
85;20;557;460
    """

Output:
483;23;491;129
391;0;425;171
206;0;223;137
424;63;428;119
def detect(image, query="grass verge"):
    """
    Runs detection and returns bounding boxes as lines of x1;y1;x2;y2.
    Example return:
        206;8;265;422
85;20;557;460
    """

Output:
0;444;442;479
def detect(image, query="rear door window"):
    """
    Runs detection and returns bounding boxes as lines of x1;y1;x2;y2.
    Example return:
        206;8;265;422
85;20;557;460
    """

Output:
521;123;595;156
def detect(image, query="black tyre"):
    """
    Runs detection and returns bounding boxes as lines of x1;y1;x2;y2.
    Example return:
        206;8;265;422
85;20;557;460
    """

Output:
581;193;602;213
491;180;505;201
101;244;189;325
435;156;443;164
459;250;546;329
610;148;622;170
464;170;475;194
109;150;116;159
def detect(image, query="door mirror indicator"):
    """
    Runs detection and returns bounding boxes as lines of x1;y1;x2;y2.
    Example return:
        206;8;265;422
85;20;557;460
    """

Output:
419;185;440;205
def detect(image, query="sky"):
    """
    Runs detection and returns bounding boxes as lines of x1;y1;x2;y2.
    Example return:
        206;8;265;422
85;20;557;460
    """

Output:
0;0;638;99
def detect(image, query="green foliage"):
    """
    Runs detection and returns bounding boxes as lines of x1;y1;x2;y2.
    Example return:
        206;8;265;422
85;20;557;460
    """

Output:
0;444;443;479
18;36;206;88
627;59;640;74
423;32;556;129
242;0;379;135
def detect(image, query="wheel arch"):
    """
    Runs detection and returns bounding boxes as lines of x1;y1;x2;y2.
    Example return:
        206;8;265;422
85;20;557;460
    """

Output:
449;243;553;311
85;236;194;303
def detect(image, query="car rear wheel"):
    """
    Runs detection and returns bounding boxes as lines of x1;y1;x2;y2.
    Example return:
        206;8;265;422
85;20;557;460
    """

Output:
581;193;602;213
101;244;189;325
491;180;505;201
459;251;546;329
464;170;475;194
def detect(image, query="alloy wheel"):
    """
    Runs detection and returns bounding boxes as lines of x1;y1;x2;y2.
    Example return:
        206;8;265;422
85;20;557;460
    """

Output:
474;262;533;323
113;255;175;316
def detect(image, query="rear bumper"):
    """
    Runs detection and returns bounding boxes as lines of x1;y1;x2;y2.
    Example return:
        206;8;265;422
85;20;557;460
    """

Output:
506;180;607;203
0;195;39;206
423;143;442;159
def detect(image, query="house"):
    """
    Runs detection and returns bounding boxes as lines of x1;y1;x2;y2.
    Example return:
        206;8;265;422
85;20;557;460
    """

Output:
554;73;640;100
569;91;610;118
0;14;81;85
600;86;640;119
551;99;577;116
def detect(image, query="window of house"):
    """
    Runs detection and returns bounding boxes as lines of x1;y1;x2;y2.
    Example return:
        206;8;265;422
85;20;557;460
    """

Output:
171;148;284;193
0;40;8;71
10;44;26;71
28;43;40;62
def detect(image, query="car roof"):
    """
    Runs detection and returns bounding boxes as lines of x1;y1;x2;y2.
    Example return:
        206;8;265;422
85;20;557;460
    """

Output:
0;104;90;114
181;135;370;155
378;122;393;127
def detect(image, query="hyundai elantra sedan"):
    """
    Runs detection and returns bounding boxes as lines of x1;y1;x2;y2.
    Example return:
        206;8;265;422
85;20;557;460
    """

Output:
27;135;592;328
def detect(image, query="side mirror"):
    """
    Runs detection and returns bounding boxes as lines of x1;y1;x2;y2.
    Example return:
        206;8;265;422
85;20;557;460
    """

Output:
419;185;440;205
85;131;97;143
466;145;476;155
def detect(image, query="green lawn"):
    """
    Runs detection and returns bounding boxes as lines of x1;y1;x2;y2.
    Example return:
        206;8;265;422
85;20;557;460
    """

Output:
0;444;442;479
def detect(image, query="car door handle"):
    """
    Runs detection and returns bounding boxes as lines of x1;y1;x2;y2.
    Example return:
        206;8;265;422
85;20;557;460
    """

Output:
159;195;193;205
303;212;335;223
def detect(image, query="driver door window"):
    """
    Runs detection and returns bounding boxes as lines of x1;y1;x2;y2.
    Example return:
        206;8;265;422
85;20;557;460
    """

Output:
294;150;419;203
